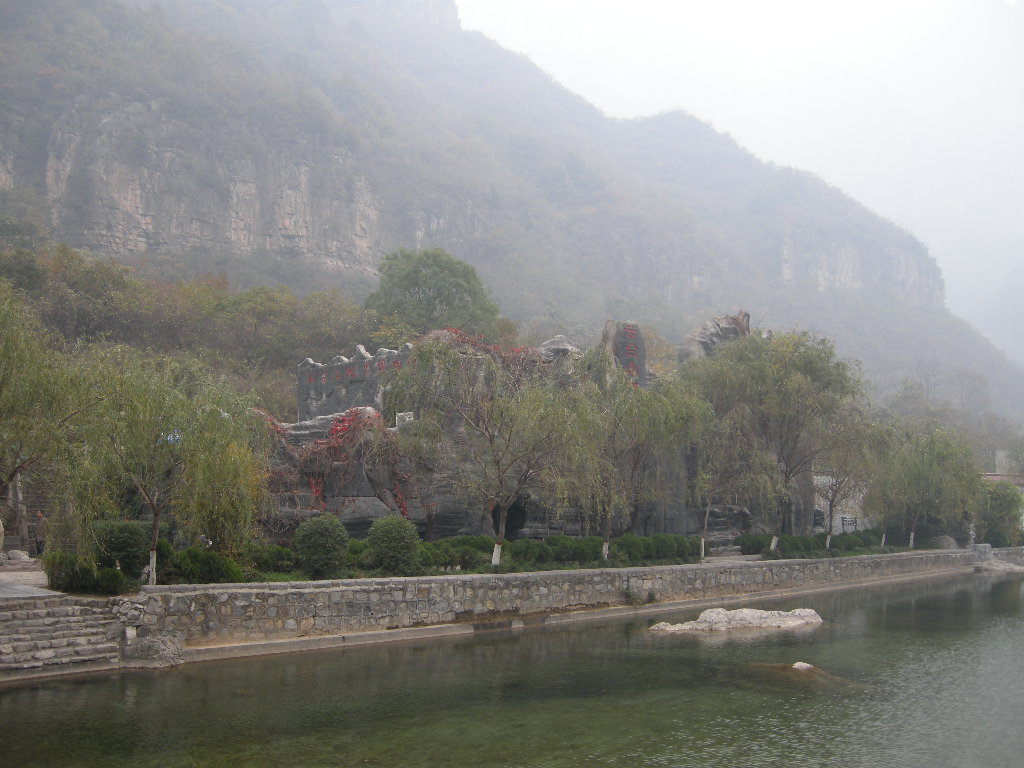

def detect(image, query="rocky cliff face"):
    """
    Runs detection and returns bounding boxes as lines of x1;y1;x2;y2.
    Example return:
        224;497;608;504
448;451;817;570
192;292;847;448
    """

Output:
43;93;384;280
0;0;948;332
778;225;944;304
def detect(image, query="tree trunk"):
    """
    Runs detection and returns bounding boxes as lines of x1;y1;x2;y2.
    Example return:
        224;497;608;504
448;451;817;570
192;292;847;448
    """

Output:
149;506;160;586
491;504;508;566
601;510;612;560
13;471;29;547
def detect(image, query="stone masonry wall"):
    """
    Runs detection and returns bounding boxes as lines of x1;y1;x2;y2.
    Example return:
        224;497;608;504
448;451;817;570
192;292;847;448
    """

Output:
116;551;975;647
993;548;1024;566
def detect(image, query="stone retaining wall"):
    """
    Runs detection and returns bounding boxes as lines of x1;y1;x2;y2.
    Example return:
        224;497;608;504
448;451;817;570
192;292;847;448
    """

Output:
992;547;1024;566
116;550;975;651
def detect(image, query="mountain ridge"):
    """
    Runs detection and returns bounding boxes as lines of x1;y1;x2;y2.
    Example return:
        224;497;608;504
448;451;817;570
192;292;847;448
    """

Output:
0;0;1019;415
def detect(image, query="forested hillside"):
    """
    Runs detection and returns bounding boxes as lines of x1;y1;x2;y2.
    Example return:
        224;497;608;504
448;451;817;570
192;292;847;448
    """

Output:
0;0;1021;414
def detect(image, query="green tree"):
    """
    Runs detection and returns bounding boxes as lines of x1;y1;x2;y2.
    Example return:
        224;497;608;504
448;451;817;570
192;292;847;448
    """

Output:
863;423;980;548
812;417;883;547
0;289;97;543
365;249;502;339
576;354;709;554
65;348;271;583
389;338;597;565
975;480;1022;547
683;332;864;537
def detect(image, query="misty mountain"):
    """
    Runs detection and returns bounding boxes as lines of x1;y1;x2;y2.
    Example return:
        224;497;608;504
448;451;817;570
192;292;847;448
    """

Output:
0;0;1020;415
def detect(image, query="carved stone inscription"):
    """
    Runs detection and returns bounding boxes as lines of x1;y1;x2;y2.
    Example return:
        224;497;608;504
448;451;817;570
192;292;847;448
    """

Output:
296;343;412;421
601;320;647;387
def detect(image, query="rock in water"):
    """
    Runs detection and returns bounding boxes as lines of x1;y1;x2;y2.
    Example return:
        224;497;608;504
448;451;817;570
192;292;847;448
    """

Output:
650;607;822;632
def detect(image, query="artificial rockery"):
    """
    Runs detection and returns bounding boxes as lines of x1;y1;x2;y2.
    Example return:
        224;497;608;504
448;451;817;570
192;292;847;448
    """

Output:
266;314;754;545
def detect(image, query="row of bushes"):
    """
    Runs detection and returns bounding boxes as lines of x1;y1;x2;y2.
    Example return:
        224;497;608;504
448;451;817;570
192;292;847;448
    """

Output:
249;521;705;580
42;544;246;595
45;517;708;591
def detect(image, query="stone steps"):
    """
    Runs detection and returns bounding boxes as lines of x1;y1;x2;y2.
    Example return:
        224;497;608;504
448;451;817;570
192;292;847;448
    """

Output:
0;595;122;678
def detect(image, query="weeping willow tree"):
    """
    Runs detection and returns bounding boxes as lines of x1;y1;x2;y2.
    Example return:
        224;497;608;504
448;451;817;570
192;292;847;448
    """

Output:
59;347;272;583
387;333;604;566
572;352;710;557
682;331;865;538
863;422;980;548
0;288;99;546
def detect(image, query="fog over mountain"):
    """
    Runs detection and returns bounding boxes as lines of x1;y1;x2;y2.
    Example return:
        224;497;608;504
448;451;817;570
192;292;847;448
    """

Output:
0;0;1021;415
457;0;1024;366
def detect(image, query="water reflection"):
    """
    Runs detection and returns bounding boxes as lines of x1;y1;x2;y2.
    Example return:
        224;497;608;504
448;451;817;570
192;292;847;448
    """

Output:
2;573;1022;768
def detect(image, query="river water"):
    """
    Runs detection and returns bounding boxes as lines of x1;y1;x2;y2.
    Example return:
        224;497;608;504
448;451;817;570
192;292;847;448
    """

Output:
2;572;1022;768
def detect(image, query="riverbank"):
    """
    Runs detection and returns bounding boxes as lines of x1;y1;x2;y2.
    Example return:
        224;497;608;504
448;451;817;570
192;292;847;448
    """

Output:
119;549;977;667
2;547;1016;685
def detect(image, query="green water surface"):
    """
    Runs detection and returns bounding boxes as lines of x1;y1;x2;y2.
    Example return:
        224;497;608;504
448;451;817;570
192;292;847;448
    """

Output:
3;572;1023;767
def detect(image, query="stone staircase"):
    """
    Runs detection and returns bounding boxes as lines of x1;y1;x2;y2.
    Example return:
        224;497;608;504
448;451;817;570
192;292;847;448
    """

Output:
0;596;122;679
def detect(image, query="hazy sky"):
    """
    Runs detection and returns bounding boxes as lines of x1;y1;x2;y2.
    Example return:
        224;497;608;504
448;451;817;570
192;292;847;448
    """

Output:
455;0;1024;355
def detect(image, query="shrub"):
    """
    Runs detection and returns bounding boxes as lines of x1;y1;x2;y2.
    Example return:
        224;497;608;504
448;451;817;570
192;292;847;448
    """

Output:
453;545;488;571
95;566;133;595
367;515;421;575
42;551;98;593
92;520;150;579
172;547;245;584
420;540;484;571
778;535;819;553
858;529;883;547
346;538;368;568
507;538;553;566
734;533;773;555
155;538;179;584
609;534;646;564
292;514;350;579
546;535;583;563
244;542;297;573
444;535;494;553
650;533;679;560
831;533;860;551
571;536;604;564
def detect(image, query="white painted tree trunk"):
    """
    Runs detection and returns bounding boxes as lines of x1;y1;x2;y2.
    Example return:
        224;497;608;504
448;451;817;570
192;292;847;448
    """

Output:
602;540;610;560
149;548;157;586
769;535;779;551
881;532;887;547
825;534;832;550
700;537;705;560
491;541;503;566
908;530;915;549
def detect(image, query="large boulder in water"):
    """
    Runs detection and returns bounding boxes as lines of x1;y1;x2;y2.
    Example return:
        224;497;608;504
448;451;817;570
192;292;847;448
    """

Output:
650;607;822;632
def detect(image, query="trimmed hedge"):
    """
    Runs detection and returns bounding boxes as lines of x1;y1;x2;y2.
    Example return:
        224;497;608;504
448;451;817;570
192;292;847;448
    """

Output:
293;514;349;579
366;515;421;575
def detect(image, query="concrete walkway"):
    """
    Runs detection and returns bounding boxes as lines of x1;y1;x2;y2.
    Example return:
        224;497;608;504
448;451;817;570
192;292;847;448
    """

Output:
0;559;60;598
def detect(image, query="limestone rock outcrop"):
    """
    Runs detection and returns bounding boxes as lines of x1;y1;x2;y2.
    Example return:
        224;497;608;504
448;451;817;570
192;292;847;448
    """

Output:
650;607;823;632
678;310;751;363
